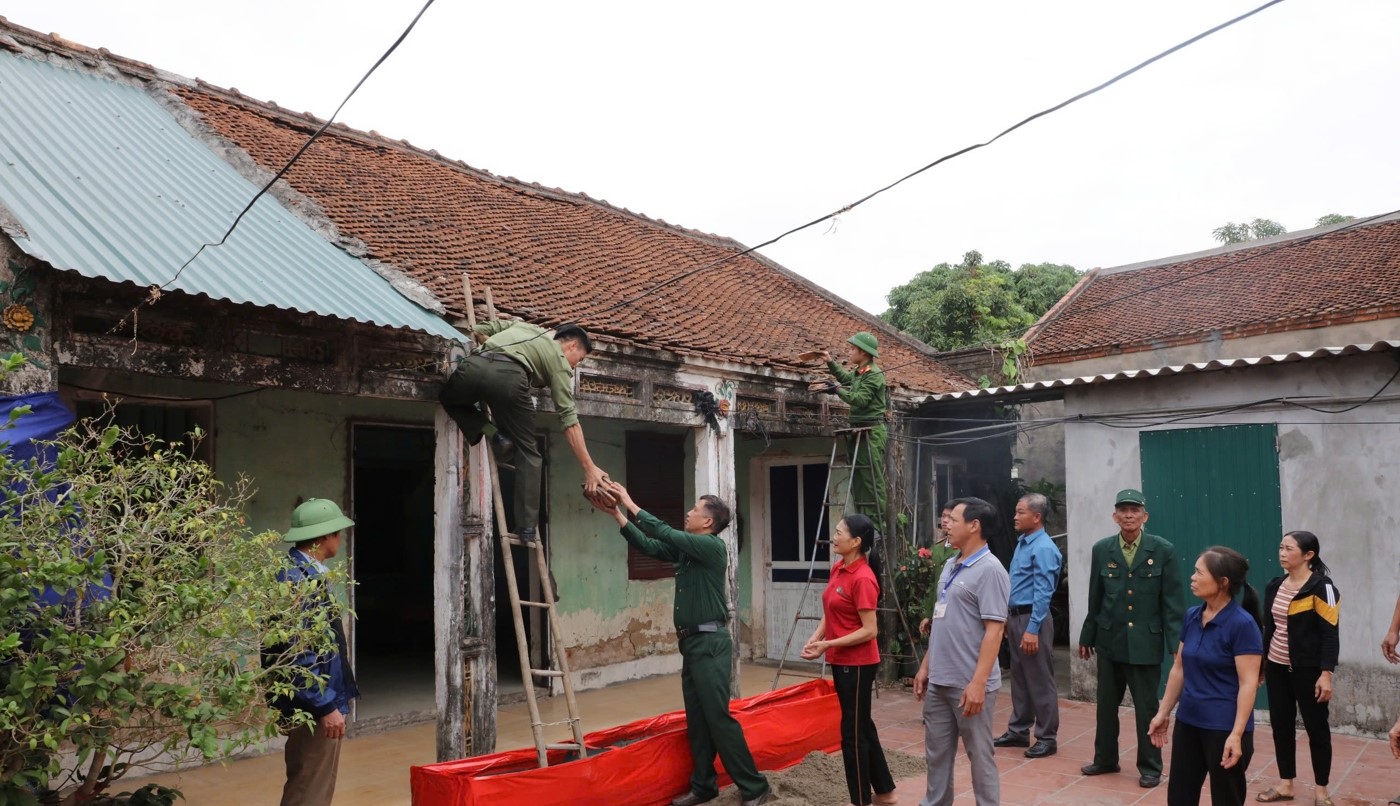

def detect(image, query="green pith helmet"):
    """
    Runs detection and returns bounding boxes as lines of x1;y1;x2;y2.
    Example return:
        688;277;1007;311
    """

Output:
283;498;355;543
847;331;879;358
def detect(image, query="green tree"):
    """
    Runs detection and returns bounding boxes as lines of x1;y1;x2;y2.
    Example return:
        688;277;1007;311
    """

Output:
0;369;336;804
1315;213;1353;227
1212;218;1287;245
882;251;1080;351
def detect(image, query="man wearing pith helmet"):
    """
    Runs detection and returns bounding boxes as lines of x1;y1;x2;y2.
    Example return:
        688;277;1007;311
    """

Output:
803;331;891;533
266;498;360;806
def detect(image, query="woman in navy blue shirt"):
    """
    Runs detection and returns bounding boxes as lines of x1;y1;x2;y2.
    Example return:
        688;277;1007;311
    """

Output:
1149;546;1264;805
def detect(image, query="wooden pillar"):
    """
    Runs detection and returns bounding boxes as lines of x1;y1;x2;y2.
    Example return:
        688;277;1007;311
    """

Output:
694;411;739;697
433;408;468;760
434;410;498;760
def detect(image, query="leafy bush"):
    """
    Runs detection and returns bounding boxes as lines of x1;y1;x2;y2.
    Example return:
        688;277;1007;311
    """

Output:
0;382;336;803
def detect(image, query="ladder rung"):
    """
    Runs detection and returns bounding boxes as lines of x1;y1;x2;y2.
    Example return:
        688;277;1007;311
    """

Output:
794;615;821;621
534;719;579;728
504;536;542;548
519;600;552;609
546;742;584;751
530;668;565;678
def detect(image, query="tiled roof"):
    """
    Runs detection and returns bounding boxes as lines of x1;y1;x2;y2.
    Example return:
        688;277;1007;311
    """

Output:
167;87;967;393
1025;215;1400;365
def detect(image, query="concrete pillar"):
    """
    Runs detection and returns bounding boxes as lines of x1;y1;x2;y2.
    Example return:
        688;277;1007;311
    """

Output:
694;408;740;697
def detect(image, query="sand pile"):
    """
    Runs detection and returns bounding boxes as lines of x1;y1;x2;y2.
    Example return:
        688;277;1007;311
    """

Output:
711;748;924;805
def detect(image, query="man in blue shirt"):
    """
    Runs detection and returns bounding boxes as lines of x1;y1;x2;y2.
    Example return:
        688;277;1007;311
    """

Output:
994;493;1062;759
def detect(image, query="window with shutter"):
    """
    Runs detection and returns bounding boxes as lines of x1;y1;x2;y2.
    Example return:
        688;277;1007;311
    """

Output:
625;430;686;581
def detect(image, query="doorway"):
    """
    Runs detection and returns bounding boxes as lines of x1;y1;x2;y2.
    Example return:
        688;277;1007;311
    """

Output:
757;457;832;662
350;424;436;725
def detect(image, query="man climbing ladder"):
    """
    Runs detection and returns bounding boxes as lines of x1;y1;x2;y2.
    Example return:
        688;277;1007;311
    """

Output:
803;331;890;533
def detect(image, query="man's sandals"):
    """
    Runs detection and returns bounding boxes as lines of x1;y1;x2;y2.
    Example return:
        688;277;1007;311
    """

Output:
1255;790;1293;803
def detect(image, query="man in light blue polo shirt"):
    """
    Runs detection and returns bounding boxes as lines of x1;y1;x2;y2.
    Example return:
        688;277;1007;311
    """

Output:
994;493;1062;758
914;497;1010;806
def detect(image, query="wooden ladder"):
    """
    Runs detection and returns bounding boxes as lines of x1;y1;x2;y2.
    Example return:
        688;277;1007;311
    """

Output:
486;449;587;766
459;272;585;766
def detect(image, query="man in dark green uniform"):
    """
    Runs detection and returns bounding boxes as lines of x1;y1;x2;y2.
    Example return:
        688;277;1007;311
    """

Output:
440;321;608;540
804;331;889;532
591;481;773;806
1077;488;1184;789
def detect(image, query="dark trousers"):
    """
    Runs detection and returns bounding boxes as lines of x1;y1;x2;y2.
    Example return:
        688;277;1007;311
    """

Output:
1006;612;1059;742
281;722;341;806
679;631;769;801
1095;654;1163;775
1264;660;1332;785
1166;721;1253;806
844;424;887;531
833;663;896;805
440;354;544;530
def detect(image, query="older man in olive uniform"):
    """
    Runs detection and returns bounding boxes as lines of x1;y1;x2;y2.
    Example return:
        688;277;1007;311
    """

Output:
591;481;773;806
805;331;890;531
1077;488;1183;789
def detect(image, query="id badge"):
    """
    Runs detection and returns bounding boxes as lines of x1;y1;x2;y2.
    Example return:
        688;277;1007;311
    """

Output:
932;600;948;620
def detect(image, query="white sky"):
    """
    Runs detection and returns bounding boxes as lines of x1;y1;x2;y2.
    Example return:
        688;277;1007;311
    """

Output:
5;1;1397;315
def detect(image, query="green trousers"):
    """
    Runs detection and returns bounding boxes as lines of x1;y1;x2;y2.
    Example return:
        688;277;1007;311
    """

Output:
679;631;770;801
1094;653;1163;776
844;424;887;532
440;354;543;531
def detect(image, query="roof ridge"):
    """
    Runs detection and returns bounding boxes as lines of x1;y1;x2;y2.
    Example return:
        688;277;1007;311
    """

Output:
1097;211;1400;277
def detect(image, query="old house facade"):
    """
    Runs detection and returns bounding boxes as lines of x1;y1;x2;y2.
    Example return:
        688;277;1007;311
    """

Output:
0;20;971;762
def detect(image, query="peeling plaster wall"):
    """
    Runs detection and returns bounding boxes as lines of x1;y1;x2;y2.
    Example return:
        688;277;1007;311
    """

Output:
1063;354;1400;734
552;417;703;672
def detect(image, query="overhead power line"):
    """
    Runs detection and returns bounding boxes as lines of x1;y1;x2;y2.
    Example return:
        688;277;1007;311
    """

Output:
591;0;1289;317
157;0;438;291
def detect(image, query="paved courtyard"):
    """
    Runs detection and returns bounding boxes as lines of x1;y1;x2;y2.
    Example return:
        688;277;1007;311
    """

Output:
134;661;1398;804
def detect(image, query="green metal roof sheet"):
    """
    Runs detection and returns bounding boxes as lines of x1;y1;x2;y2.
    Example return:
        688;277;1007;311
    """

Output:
0;51;462;342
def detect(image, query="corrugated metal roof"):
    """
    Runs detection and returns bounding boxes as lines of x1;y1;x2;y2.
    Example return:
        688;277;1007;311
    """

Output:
924;340;1400;403
0;51;461;342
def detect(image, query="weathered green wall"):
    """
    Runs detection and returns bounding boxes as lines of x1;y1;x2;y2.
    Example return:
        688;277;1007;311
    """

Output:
214;389;434;536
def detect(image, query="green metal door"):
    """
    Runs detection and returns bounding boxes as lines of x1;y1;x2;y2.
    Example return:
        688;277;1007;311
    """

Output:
1139;424;1281;704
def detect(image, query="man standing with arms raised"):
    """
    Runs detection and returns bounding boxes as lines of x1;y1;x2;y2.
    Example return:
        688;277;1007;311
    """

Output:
994;493;1062;759
914;497;1010;806
1077;488;1183;789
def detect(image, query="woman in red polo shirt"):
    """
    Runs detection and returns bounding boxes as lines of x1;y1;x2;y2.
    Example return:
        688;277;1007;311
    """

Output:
802;513;897;806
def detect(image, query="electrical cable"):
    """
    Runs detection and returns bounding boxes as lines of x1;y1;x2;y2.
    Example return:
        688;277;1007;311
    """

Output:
588;0;1288;318
157;0;437;291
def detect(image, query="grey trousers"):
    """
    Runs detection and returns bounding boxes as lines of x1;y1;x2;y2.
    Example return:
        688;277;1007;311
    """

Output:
1006;611;1059;742
920;684;1000;806
281;723;341;806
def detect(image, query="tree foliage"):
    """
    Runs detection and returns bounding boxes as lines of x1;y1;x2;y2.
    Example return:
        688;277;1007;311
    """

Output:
882;251;1080;351
1212;218;1287;245
0;373;336;803
1314;213;1353;227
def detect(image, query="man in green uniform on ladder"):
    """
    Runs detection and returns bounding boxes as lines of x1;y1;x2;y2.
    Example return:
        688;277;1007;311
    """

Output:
589;481;774;806
439;320;609;541
804;331;890;533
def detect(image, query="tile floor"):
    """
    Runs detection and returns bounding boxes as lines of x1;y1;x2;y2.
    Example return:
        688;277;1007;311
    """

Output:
130;659;1398;805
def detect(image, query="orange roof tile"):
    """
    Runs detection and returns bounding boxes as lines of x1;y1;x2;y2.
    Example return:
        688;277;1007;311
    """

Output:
165;86;968;394
1026;217;1400;365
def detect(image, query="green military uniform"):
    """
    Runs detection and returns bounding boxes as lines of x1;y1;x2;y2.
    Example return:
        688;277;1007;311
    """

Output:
1078;529;1183;777
620;510;771;802
824;336;889;531
440;321;578;530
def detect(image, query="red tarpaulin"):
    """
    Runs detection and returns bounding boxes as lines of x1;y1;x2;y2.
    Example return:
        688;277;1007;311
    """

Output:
411;679;841;806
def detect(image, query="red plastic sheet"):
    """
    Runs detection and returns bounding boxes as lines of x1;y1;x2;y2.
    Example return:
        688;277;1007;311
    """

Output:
411;679;841;806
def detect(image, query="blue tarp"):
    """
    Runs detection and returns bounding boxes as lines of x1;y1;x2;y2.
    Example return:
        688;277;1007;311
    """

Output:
0;391;111;610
